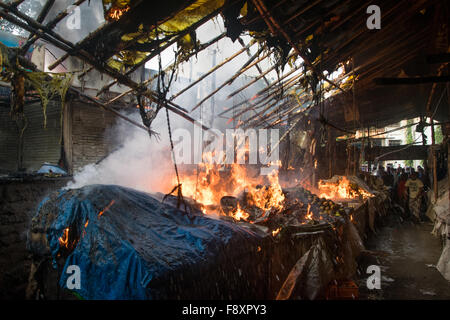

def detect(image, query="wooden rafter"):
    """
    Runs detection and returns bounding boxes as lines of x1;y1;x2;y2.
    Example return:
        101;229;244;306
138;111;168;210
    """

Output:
95;1;233;97
20;0;88;54
0;2;210;131
250;0;347;95
170;39;257;102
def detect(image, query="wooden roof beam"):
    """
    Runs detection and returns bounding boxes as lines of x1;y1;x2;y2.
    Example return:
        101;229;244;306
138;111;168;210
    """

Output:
374;75;450;85
0;5;209;131
251;0;347;95
20;0;88;54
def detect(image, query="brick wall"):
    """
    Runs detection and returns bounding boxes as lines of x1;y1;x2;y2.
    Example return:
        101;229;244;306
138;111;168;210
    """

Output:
70;100;117;173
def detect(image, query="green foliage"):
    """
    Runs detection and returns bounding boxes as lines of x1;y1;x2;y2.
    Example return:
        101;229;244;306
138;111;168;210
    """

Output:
435;124;444;145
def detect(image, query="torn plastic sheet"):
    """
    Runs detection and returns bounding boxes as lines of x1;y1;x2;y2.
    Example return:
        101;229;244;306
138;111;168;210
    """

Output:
276;237;335;300
276;221;364;300
431;187;450;282
437;239;450;282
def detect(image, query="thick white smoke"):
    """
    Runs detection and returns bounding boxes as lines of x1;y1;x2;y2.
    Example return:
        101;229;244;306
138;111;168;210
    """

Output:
65;14;293;193
66;110;179;193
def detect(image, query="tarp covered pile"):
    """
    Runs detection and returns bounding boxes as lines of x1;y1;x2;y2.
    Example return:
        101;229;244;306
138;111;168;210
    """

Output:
27;184;267;299
27;184;368;300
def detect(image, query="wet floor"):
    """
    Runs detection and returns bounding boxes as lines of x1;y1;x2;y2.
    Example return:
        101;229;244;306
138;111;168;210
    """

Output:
357;214;450;300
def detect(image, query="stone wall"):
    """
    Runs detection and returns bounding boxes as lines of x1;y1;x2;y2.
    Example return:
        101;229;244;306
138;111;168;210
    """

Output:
0;177;70;299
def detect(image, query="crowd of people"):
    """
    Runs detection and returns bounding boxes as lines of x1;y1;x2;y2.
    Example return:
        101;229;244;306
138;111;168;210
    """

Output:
375;164;429;222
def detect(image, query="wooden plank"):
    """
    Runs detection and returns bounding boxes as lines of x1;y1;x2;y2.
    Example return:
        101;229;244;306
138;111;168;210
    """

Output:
374;76;450;85
364;145;429;161
426;53;450;64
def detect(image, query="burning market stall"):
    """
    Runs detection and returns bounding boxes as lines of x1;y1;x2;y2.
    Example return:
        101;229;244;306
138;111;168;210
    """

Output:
0;0;448;300
26;164;390;299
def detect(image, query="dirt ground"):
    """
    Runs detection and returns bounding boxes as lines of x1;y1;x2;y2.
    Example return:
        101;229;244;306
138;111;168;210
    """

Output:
357;214;450;300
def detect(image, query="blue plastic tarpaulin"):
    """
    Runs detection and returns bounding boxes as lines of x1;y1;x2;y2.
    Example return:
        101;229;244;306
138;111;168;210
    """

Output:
28;184;265;299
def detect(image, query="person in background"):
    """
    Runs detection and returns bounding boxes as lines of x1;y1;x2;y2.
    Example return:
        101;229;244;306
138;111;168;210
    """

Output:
417;165;430;218
384;166;394;187
417;166;429;187
397;172;408;209
417;165;423;177
376;165;385;178
393;166;402;187
392;166;402;202
404;172;424;222
405;166;411;175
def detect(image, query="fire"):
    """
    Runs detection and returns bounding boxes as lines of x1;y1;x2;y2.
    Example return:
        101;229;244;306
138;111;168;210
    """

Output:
245;171;285;212
178;151;242;207
59;200;116;250
98;200;116;218
272;227;281;236
107;6;130;21
230;204;249;221
59;227;70;248
305;204;313;220
175;152;285;221
318;176;372;200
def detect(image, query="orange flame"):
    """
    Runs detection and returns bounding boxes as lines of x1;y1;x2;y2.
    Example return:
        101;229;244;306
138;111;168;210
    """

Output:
230;203;249;221
98;200;116;218
175;152;284;221
318;177;372;200
58;227;70;248
272;227;281;236
107;6;130;21
305;203;313;220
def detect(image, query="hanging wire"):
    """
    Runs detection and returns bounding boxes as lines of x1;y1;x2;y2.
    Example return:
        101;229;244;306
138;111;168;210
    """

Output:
149;28;186;211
